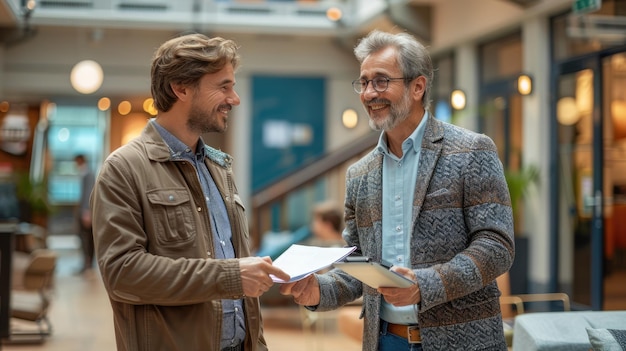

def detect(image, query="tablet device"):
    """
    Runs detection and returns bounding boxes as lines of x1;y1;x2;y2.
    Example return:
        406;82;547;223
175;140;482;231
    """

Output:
333;260;414;288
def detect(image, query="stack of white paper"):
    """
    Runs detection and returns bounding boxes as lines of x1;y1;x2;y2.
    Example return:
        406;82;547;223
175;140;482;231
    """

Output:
270;244;356;283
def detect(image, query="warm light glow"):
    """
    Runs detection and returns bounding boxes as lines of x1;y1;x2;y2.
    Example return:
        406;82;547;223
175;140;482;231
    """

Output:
70;60;104;94
517;74;532;95
612;100;626;139
25;0;36;11
0;101;9;113
118;101;132;115
342;108;358;129
326;7;342;21
557;97;580;126
143;98;158;116
451;89;466;110
98;97;111;111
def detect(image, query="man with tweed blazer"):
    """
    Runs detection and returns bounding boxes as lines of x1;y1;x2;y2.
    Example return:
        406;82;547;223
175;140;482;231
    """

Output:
281;30;514;351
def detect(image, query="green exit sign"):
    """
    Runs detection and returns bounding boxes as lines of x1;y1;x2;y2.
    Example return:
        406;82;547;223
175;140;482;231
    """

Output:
573;0;602;14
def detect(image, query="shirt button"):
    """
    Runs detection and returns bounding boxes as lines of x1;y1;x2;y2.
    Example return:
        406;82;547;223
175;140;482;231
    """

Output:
396;226;401;231
397;256;403;262
395;195;401;200
220;240;226;246
197;207;202;212
168;195;174;201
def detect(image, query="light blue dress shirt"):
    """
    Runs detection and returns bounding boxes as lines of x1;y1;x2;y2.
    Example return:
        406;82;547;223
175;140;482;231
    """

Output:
377;112;428;325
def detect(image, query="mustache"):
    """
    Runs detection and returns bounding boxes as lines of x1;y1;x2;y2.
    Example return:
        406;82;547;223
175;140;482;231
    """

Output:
366;98;390;106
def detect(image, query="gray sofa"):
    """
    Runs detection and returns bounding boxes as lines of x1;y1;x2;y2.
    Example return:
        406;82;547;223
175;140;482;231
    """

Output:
512;310;626;351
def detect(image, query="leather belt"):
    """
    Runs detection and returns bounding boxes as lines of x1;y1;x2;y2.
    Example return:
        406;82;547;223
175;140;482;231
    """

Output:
221;344;242;351
386;322;421;344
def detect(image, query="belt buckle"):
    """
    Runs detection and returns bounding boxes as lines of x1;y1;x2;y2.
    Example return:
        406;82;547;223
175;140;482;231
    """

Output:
407;325;421;344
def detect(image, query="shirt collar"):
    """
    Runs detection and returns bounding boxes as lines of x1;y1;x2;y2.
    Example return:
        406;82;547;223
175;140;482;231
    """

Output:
151;119;207;159
376;111;430;156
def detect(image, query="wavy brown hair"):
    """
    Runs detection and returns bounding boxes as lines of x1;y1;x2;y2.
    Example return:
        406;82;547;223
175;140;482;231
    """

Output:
151;33;240;112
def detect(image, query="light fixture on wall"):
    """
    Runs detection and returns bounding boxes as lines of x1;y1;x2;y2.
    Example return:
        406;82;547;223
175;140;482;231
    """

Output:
517;74;533;95
118;100;132;116
143;98;158;116
97;97;111;111
326;7;342;22
611;99;626;139
557;97;580;126
450;89;466;110
70;60;103;94
342;108;358;129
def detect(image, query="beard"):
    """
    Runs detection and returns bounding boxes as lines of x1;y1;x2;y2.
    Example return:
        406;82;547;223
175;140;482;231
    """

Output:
187;98;232;134
367;89;412;131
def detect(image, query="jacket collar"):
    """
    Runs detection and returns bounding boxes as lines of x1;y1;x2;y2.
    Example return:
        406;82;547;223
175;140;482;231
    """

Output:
141;120;233;169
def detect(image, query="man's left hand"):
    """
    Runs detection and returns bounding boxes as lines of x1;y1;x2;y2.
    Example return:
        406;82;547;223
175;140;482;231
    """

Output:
378;266;421;306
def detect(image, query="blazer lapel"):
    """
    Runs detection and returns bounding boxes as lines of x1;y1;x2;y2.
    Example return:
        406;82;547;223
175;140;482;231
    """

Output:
411;116;444;227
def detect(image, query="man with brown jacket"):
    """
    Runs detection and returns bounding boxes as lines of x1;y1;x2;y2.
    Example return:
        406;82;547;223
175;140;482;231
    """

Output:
91;33;289;351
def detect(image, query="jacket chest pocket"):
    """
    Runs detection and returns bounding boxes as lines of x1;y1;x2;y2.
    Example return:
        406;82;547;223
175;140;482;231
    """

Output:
147;188;196;243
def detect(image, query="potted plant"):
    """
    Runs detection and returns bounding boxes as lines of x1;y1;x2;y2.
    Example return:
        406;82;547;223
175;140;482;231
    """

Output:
504;164;540;294
14;172;52;226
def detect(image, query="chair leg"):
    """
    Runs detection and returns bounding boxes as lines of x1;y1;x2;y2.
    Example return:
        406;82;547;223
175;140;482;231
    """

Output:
3;317;53;344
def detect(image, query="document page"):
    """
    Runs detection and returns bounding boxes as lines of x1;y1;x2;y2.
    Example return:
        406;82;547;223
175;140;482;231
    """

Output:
270;244;356;283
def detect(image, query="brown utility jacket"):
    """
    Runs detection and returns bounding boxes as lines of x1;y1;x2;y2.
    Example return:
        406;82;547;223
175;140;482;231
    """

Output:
91;121;266;351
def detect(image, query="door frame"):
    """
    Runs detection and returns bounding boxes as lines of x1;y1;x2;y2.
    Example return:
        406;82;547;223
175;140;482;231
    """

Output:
552;46;626;310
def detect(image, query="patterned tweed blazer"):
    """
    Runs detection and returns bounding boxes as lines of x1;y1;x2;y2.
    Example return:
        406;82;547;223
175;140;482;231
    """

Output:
316;116;515;351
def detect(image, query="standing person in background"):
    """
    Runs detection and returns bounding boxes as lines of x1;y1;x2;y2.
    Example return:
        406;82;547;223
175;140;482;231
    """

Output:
90;33;290;351
281;29;514;351
74;154;95;274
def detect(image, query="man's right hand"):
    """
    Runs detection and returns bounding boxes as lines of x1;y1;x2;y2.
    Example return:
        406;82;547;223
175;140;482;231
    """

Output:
239;256;289;297
279;274;321;306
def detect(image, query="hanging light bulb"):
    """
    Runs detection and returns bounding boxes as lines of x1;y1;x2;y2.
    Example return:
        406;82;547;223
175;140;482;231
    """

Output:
70;60;104;94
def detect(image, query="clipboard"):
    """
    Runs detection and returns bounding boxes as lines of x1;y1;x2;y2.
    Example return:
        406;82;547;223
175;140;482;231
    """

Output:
332;258;414;288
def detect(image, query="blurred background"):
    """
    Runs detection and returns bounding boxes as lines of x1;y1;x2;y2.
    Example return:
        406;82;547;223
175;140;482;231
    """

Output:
0;0;625;349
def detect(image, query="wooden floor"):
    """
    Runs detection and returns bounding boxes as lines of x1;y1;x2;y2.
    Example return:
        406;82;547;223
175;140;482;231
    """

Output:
3;235;625;351
1;236;361;351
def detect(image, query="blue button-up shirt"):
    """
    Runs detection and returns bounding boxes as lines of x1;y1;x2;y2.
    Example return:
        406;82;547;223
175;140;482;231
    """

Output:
152;120;245;348
377;112;428;325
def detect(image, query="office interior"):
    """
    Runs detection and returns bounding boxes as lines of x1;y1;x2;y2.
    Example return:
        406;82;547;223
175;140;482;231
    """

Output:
0;0;626;348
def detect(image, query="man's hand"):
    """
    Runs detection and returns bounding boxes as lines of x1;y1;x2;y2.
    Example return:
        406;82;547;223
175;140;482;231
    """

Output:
239;256;290;297
378;266;421;306
279;274;320;306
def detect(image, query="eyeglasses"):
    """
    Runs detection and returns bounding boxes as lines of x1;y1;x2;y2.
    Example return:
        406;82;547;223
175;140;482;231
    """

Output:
351;77;407;94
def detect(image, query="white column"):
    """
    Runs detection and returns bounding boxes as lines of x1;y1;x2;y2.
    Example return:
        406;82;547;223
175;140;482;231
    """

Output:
522;15;552;292
227;75;252;215
454;44;479;131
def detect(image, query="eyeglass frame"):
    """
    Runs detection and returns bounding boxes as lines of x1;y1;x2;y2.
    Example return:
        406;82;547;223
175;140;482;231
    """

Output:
351;76;409;94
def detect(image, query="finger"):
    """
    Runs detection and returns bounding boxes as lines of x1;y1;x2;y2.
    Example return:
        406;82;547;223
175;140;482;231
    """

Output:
279;282;295;295
267;266;290;282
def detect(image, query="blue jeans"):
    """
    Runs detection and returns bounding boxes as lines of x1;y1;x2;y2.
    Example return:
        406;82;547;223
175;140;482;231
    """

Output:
379;321;424;351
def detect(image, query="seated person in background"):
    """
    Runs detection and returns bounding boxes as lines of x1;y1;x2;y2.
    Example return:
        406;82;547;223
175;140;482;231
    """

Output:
307;201;346;248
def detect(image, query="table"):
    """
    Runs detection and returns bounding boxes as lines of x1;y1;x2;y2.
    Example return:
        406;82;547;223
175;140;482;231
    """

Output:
512;310;626;351
0;222;16;348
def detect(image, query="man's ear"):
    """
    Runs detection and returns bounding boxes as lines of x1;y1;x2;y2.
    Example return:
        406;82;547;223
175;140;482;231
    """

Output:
170;82;191;102
412;76;427;101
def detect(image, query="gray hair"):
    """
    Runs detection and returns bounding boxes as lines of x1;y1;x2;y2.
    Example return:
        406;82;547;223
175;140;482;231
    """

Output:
354;30;434;111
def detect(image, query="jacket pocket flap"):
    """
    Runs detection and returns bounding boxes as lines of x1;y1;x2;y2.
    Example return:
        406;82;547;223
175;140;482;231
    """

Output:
146;189;190;206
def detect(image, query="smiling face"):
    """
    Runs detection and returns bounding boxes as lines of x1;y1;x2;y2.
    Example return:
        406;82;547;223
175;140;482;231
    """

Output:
187;62;240;134
358;46;420;131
